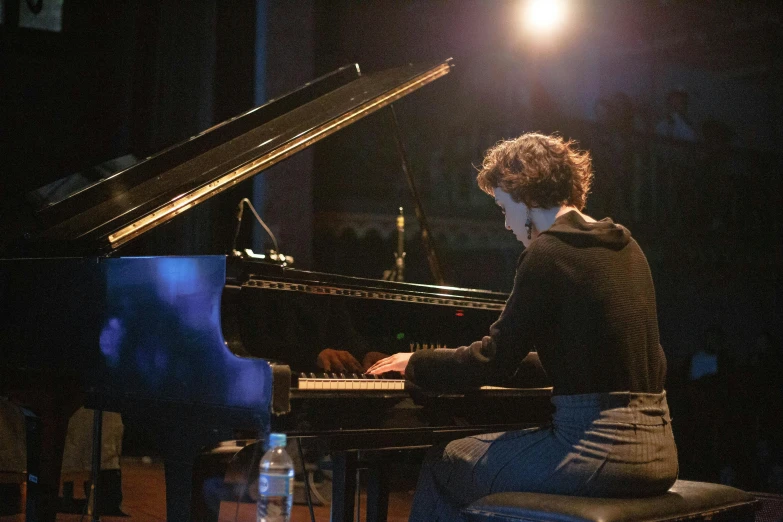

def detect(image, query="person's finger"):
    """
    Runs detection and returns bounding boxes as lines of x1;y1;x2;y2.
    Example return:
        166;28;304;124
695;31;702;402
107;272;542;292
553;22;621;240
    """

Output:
367;358;389;372
368;361;396;374
340;353;362;372
367;361;384;374
362;351;389;370
366;360;385;372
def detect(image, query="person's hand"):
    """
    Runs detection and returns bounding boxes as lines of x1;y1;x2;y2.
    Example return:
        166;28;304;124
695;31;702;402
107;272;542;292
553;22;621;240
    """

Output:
365;352;413;375
316;349;363;373
362;351;389;371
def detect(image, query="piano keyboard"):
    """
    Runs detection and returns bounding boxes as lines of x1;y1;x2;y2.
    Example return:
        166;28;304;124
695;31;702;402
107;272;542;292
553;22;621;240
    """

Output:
295;373;531;393
297;373;405;390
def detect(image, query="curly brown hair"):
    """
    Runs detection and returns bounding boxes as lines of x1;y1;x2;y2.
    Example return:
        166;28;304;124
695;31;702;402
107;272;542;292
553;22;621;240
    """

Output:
476;133;594;210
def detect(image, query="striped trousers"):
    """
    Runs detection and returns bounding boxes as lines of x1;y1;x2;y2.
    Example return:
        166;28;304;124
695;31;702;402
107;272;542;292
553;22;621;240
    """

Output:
409;391;679;522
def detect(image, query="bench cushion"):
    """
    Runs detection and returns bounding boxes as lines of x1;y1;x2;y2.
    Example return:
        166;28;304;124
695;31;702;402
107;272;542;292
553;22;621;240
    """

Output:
461;480;758;522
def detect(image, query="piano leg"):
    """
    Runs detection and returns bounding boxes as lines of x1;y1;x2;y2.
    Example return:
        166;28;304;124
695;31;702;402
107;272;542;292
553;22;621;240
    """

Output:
164;459;198;522
86;409;103;521
147;433;205;522
331;452;358;522
190;444;242;522
365;464;390;522
123;413;233;522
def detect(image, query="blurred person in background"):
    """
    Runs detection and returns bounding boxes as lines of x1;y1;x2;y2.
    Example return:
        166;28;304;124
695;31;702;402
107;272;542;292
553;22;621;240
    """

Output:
656;88;697;143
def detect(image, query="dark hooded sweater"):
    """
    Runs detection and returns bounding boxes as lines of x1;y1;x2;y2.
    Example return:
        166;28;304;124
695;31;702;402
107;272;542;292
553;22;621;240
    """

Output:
405;211;666;396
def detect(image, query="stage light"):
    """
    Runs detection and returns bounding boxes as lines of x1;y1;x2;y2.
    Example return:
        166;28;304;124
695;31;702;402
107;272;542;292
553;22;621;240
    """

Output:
523;0;567;35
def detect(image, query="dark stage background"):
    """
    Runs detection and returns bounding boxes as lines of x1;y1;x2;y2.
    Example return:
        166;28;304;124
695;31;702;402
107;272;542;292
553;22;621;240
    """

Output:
1;0;782;494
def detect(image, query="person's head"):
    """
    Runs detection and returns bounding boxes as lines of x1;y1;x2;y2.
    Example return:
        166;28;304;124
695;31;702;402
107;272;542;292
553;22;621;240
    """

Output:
477;133;594;246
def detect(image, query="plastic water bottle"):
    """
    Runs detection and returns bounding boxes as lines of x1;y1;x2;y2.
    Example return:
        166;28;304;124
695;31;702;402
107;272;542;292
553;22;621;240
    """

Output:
257;432;294;522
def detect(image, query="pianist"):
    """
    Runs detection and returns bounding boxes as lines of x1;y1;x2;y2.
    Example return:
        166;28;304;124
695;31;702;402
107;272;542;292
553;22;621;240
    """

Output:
367;132;678;521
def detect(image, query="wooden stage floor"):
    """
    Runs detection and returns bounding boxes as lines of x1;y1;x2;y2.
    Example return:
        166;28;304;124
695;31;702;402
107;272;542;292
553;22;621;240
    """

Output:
0;457;415;522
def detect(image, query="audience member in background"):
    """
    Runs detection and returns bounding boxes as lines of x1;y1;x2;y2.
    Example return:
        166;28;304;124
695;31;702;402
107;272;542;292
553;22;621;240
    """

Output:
593;92;640;225
0;403;124;515
655;88;697;142
60;408;125;515
652;88;699;228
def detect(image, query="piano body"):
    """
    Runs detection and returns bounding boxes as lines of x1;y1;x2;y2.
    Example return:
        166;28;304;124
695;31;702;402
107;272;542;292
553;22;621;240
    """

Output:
0;59;552;522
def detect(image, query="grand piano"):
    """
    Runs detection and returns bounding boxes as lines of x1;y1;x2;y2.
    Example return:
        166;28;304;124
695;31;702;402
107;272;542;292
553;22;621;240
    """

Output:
0;59;552;522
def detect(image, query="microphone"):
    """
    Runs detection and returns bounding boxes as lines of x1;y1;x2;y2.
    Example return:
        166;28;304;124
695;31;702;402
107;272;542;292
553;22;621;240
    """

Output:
230;200;244;255
229;198;283;261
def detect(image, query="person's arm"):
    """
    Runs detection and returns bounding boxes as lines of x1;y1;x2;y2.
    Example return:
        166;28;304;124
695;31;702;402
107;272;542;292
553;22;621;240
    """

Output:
404;247;555;391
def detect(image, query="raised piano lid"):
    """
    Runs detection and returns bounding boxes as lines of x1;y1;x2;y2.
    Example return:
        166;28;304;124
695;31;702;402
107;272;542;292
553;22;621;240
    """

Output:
25;59;453;255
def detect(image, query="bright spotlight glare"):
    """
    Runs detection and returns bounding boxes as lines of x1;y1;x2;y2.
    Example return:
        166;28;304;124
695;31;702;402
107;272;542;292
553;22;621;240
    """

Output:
524;0;567;35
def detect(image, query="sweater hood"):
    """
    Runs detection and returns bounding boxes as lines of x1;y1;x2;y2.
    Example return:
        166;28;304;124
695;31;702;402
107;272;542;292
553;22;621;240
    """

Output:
542;210;631;250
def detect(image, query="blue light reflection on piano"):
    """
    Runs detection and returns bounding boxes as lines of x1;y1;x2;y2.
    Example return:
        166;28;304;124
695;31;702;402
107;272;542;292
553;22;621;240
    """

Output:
97;256;272;414
99;317;123;367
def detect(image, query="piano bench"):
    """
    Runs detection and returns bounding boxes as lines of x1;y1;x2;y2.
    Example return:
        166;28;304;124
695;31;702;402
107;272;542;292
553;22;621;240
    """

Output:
461;480;758;522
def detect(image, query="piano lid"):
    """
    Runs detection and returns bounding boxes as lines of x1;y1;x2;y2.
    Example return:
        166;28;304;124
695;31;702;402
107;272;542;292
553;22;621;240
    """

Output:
27;59;453;255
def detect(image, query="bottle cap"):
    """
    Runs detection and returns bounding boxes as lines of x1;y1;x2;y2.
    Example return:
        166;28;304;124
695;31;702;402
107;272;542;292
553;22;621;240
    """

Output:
268;432;287;448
